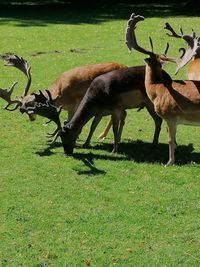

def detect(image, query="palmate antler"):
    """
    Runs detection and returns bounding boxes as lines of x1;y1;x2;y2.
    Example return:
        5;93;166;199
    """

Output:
125;14;154;56
0;82;22;110
164;22;200;73
25;89;62;144
0;54;32;110
125;13;200;74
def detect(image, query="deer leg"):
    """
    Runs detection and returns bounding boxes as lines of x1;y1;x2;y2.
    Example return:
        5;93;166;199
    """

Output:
82;115;102;148
98;116;112;140
111;109;122;153
145;103;162;146
117;110;127;143
165;120;177;167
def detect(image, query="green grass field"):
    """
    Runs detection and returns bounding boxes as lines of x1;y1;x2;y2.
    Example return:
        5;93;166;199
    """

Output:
0;3;200;266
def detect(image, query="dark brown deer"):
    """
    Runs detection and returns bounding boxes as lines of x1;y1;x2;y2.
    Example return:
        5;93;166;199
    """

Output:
164;22;200;80
126;13;200;166
0;55;125;143
60;56;173;155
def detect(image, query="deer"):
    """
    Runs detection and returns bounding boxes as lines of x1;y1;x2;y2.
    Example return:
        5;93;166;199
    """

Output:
125;13;200;166
0;54;126;144
164;22;200;80
60;50;174;155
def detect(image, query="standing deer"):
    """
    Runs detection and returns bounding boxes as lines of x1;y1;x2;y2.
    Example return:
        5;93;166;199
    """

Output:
126;13;200;166
164;22;200;80
0;55;125;144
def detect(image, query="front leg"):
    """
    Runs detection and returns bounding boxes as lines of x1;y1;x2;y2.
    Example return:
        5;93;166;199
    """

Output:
117;110;127;143
145;101;162;146
165;119;177;167
83;115;102;148
111;109;122;153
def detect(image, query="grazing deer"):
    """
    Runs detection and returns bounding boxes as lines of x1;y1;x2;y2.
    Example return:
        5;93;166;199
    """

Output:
164;22;200;80
0;55;125;144
60;58;173;155
126;13;200;166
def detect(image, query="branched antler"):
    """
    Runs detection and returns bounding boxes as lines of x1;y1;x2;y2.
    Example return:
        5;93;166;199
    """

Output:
125;13;154;56
164;22;183;39
4;54;32;97
25;90;61;144
0;54;32;111
125;14;200;74
0;82;21;110
164;22;200;73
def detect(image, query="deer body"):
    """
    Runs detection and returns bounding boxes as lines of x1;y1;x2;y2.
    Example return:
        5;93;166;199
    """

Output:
22;62;126;120
0;57;126;144
46;62;125;115
145;59;200;165
60;65;172;155
145;59;200;119
126;13;200;166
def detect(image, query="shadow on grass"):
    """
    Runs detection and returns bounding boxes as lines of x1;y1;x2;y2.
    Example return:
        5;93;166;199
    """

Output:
91;140;200;165
35;140;200;176
35;140;62;157
0;3;199;27
72;154;107;176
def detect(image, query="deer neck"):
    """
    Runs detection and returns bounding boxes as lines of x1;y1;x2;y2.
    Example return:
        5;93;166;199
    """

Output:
144;64;166;102
66;101;94;138
145;64;164;84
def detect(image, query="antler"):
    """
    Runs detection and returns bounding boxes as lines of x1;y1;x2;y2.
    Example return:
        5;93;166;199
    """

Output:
125;13;154;56
125;13;175;61
25;89;61;144
1;54;32;111
164;22;183;39
0;82;21;111
125;14;200;75
4;54;32;97
164;22;200;73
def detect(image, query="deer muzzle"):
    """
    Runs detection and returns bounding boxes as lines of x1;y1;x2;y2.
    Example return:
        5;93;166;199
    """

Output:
19;107;37;121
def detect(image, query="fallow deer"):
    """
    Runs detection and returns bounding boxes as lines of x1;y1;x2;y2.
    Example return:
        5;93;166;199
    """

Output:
126;13;200;166
164;22;200;80
60;58;173;155
0;55;125;144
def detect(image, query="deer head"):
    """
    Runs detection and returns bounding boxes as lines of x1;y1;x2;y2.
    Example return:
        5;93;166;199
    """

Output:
20;89;60;124
125;14;200;74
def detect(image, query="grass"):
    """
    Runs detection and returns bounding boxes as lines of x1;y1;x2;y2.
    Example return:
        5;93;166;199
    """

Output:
0;3;200;266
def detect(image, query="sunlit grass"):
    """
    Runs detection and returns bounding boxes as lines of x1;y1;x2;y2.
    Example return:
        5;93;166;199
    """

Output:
0;4;200;266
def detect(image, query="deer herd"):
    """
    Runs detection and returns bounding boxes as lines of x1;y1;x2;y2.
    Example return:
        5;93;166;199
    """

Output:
0;13;200;166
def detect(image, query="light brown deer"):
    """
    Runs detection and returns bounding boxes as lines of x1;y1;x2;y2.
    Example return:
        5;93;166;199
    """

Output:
164;22;200;80
0;55;125;144
126;13;200;166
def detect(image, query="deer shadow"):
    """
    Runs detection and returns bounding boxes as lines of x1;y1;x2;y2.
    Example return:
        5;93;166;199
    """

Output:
89;139;200;165
35;139;200;173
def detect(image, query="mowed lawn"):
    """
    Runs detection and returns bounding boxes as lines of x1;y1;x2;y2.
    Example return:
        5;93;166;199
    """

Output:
0;4;200;266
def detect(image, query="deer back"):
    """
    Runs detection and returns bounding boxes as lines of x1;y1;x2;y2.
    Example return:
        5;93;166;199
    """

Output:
47;62;126;109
